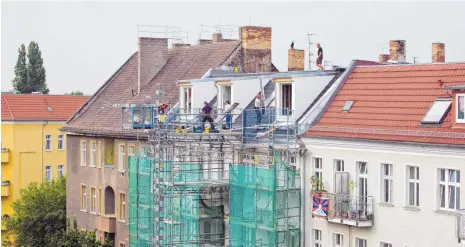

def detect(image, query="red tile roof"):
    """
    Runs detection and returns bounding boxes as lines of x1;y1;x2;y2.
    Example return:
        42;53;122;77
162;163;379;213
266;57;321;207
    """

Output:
1;94;89;121
306;62;465;146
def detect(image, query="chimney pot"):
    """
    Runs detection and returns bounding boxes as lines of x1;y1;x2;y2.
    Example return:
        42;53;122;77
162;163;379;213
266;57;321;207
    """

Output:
379;54;390;63
212;32;223;43
432;42;445;63
389;40;406;63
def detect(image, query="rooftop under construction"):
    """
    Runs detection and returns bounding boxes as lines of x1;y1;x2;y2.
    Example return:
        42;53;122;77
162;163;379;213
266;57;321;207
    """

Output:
125;90;303;246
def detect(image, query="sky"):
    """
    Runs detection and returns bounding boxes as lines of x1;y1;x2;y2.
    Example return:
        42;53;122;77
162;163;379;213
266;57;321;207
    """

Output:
2;1;465;95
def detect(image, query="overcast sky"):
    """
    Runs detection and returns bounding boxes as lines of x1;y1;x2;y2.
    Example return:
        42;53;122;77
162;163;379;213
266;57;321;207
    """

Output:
2;1;465;95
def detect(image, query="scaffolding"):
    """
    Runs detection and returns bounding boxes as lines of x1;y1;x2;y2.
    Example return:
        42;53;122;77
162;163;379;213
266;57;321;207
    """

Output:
128;105;301;247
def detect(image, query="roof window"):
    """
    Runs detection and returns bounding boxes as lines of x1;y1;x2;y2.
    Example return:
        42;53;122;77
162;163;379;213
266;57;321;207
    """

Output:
342;101;354;112
47;106;52;111
421;98;451;124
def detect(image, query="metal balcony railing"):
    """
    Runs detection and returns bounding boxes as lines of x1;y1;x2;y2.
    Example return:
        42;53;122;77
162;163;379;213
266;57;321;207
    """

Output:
325;193;374;227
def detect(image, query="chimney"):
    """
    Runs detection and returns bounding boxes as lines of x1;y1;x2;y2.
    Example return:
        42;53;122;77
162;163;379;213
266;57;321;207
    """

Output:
138;37;168;93
288;48;305;71
212;32;223;43
378;54;390;63
432;42;445;63
240;26;272;73
389;40;406;62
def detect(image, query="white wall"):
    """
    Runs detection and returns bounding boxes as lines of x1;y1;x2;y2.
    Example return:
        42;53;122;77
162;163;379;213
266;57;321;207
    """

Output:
192;81;217;109
293;75;334;119
231;78;262;111
302;137;465;247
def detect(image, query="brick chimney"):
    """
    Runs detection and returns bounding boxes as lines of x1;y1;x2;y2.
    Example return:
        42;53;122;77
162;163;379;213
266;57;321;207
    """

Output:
212;32;223;43
379;54;390;63
389;40;406;62
138;37;168;93
432;42;445;63
288;48;305;71
240;26;272;73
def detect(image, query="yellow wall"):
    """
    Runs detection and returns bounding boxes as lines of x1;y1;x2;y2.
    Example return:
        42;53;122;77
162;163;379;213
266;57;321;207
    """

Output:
1;121;67;241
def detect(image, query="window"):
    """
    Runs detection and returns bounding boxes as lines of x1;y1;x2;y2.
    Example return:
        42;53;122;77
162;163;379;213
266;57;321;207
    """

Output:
45;166;51;182
407;166;420;207
458;94;465;122
90;141;96;167
332;233;343;247
140;147;147;157
314;157;323;180
218;85;232;110
129;145;135;156
358;162;368;198
439;168;460;210
81;185;87;211
380;242;392;247
181;86;193;114
118;144;125;171
58;165;64;179
45;135;52;151
119;243;126;247
98;188;103;214
81;141;87;166
97;141;102;168
422;98;451;124
91;187;97;213
280;84;292;115
312;229;322;247
58;134;64;150
356;238;367;247
381;163;393;203
334;159;344;172
119;193;126;221
342;100;354;112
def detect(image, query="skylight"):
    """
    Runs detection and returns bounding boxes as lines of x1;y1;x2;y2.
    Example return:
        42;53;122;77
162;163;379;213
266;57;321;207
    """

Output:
47;106;52;112
342;101;354;112
421;98;451;124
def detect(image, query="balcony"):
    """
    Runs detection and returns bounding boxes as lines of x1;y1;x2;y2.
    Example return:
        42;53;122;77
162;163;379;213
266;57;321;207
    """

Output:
1;184;10;197
96;215;116;233
312;192;374;227
1;149;10;164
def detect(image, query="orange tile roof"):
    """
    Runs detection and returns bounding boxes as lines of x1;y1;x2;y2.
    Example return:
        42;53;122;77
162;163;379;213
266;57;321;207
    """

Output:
306;62;465;146
1;94;89;121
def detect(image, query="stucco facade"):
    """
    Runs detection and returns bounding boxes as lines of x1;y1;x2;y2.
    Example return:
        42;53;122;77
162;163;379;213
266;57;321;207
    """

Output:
301;137;465;247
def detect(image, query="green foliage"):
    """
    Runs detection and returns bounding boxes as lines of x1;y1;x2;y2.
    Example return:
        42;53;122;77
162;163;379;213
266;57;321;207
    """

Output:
12;44;27;93
12;41;49;94
4;178;111;247
65;90;84;96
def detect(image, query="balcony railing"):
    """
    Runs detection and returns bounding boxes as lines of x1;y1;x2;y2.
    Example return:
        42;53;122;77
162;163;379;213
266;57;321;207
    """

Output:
312;193;374;227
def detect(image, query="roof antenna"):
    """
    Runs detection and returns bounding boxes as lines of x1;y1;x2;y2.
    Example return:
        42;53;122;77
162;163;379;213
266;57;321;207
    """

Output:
249;16;251;25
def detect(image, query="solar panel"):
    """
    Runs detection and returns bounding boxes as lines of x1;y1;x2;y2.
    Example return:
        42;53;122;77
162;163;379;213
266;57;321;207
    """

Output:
342;101;354;112
421;99;451;124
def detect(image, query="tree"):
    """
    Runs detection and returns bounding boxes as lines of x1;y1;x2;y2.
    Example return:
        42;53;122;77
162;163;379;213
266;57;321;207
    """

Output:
66;90;84;96
26;41;49;94
5;178;66;247
49;217;113;247
12;44;28;93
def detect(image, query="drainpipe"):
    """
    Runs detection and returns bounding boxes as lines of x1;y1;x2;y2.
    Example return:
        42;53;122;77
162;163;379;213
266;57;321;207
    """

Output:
300;149;308;246
41;121;48;182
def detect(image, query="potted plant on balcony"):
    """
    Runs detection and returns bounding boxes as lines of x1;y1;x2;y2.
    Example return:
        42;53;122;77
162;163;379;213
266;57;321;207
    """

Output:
311;175;326;198
1;180;10;186
342;180;357;219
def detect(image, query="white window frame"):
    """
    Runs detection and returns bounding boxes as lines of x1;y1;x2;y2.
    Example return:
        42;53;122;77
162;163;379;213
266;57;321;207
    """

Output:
355;237;367;247
128;145;135;156
45;135;52;151
180;86;193;114
90;141;96;167
91;187;97;213
357;161;368;198
81;185;87;211
118;144;125;172
58;165;64;179
438;168;460;210
381;163;393;204
334;159;344;172
332;232;343;247
456;93;465;123
81;141;87;166
276;82;294;116
119;193;126;222
313;157;323;181
58;134;64;150
218;85;233;110
379;241;392;247
45;165;51;182
312;228;322;247
406;165;420;207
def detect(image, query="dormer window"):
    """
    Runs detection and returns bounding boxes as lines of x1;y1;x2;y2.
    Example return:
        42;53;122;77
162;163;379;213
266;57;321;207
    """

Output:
180;86;192;114
421;98;451;124
457;94;465;123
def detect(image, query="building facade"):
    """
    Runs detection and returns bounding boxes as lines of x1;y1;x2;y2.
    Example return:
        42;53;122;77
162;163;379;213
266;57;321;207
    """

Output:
1;93;88;242
301;62;465;247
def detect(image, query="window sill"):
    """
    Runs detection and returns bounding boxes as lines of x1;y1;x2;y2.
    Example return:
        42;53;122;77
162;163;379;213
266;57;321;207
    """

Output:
378;202;394;207
45;150;52;152
58;149;64;151
80;164;87;167
403;206;420;212
434;209;459;216
89;165;96;168
80;209;87;213
118;220;126;223
90;212;97;215
118;170;125;173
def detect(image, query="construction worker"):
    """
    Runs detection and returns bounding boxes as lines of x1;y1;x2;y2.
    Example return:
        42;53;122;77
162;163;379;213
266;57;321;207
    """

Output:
224;101;232;129
316;43;324;71
201;101;215;131
254;94;263;125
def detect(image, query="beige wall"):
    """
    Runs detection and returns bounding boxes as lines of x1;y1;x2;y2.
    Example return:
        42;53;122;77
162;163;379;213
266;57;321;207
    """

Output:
302;137;465;247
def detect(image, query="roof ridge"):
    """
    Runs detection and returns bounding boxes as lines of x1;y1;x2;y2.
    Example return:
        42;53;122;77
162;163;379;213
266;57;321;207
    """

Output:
2;94;15;120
